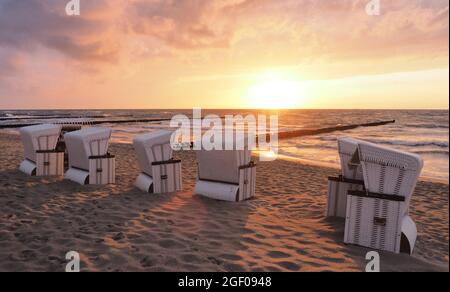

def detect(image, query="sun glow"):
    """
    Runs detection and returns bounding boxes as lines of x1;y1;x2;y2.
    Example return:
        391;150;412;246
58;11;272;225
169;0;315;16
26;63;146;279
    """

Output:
245;73;306;109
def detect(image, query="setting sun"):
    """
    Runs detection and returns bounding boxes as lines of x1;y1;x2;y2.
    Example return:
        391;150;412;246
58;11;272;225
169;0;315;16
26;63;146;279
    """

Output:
245;73;306;109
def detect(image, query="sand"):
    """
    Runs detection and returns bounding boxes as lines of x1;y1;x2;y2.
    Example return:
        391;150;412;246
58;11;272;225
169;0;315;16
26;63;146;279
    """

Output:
0;132;448;272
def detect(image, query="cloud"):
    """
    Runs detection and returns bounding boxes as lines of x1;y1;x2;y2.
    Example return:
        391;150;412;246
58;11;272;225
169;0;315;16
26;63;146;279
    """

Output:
0;0;448;107
1;0;447;61
220;0;449;60
128;0;233;49
0;49;23;77
0;0;122;62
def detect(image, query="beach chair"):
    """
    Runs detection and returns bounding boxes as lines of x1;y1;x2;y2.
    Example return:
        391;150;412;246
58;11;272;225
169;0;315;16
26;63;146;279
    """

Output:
327;137;365;218
64;127;115;185
19;124;64;176
195;143;256;202
134;131;182;194
344;141;423;254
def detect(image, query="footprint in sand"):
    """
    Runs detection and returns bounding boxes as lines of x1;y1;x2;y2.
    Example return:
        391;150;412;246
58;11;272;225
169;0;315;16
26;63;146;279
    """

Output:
277;261;300;271
140;256;156;267
207;256;222;265
158;239;183;249
267;251;290;259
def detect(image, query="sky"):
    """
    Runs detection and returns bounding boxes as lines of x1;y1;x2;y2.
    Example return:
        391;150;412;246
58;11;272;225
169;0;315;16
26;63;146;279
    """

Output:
0;0;448;109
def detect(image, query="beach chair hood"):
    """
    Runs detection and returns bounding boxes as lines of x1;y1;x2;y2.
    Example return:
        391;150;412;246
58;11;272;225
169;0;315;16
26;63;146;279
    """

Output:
133;130;174;177
195;134;252;184
358;141;424;171
197;149;251;185
20;124;62;162
357;141;424;200
64;127;112;171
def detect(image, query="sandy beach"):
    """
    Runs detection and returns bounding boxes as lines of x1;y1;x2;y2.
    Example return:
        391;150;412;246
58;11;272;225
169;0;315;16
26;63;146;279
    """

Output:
0;132;448;272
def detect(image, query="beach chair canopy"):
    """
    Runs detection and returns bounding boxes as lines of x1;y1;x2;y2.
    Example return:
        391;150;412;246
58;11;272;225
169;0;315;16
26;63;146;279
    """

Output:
197;150;251;184
133;130;174;177
20;124;62;162
197;148;251;185
357;141;424;199
195;134;253;184
337;137;365;181
65;127;112;170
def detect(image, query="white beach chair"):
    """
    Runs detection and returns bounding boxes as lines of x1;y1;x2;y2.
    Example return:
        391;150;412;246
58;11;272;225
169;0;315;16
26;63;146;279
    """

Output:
134;130;182;194
19;124;64;176
64;127;115;185
327;137;365;217
195;144;256;202
344;141;424;254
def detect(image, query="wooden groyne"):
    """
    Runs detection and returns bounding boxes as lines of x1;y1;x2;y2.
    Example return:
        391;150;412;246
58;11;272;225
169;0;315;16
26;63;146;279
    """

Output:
1;115;395;139
275;120;396;140
0;115;110;121
0;117;174;129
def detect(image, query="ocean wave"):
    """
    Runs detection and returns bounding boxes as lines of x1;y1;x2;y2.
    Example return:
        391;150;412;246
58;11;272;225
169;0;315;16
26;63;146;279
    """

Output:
280;143;337;150
413;150;449;156
314;135;449;148
310;136;449;149
283;142;449;154
404;123;449;129
365;139;449;148
0;113;19;118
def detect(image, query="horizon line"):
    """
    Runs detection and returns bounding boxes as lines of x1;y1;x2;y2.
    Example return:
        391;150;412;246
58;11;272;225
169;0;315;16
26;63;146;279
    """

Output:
0;108;449;111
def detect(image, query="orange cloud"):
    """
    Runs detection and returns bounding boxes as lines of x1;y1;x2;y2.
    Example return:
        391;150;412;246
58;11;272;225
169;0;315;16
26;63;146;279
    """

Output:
0;0;448;108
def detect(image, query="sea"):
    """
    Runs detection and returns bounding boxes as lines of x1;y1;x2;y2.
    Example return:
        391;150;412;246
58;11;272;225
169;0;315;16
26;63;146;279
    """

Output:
1;109;448;182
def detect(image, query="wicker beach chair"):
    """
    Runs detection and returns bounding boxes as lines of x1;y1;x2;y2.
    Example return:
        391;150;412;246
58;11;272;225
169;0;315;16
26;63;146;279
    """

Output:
133;130;182;194
19;124;64;176
344;141;424;254
64;127;115;185
195;140;256;202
